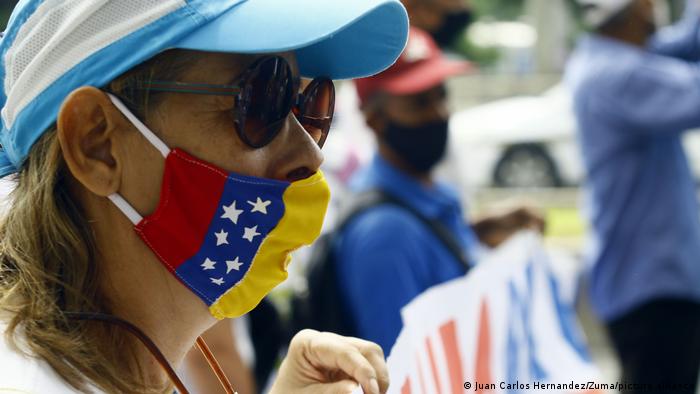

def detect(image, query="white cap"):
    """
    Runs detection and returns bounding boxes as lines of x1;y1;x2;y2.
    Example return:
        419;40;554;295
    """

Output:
577;0;636;28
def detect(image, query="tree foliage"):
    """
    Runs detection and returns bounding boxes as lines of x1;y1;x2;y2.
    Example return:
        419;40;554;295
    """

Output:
471;0;526;20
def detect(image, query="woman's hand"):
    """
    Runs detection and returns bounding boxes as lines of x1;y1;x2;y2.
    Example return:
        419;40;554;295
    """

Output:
269;329;389;394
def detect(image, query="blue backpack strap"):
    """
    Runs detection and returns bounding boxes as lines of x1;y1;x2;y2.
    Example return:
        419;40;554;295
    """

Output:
338;189;472;273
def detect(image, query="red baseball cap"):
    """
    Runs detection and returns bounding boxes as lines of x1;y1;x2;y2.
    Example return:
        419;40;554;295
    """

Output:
355;27;472;106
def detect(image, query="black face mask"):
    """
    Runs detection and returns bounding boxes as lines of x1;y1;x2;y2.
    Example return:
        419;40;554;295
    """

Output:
432;10;473;47
383;119;449;174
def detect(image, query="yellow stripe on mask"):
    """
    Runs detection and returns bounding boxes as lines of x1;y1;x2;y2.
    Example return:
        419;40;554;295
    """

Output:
209;170;331;319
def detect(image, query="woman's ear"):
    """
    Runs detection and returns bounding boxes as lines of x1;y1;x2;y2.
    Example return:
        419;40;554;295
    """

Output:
57;87;123;197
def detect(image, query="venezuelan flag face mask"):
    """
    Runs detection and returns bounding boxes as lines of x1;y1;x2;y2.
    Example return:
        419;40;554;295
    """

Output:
106;94;330;319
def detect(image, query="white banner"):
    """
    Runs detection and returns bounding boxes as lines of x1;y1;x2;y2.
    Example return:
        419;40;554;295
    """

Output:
357;231;603;394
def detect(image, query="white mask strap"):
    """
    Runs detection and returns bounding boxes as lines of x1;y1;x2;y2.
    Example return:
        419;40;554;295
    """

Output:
106;93;170;158
105;93;170;225
108;194;142;224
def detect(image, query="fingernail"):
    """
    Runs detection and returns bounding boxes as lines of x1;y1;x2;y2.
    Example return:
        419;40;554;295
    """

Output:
370;378;380;394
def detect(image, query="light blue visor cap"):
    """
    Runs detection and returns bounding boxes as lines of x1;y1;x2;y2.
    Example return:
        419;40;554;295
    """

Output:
0;0;408;178
176;0;410;80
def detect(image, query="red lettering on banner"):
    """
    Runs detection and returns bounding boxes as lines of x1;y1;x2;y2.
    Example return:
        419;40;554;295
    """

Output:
475;300;493;392
401;377;412;394
426;337;443;394
440;319;465;394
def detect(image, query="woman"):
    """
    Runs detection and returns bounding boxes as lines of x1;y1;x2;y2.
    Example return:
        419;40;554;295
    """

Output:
0;1;408;393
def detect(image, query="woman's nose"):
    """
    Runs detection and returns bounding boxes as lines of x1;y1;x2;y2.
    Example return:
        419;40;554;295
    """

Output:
270;112;324;182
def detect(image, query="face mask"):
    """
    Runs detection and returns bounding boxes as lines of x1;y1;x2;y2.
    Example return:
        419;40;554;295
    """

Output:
383;119;449;173
432;10;473;47
107;94;330;319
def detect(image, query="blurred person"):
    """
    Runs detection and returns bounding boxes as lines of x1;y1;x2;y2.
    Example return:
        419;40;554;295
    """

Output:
323;0;474;217
401;0;474;47
0;1;410;393
326;0;477;209
566;0;700;391
334;28;544;354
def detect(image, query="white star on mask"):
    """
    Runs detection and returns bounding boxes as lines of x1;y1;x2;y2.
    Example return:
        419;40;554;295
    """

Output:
221;201;243;225
248;197;272;214
201;258;216;271
214;229;229;246
226;257;244;274
242;226;261;242
210;277;225;286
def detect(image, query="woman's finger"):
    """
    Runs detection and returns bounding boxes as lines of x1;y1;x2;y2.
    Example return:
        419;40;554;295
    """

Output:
297;330;382;394
321;379;361;393
340;336;389;393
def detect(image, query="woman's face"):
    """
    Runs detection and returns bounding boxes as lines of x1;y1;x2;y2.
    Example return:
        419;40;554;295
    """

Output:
118;51;325;216
54;50;327;332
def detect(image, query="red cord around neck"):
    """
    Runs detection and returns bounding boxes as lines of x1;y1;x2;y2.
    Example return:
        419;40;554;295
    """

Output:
63;312;237;394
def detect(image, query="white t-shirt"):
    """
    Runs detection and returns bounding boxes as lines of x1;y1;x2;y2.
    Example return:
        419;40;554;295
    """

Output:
0;322;102;394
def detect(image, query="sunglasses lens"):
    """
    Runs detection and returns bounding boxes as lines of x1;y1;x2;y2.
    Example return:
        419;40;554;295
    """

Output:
239;57;294;147
297;79;335;148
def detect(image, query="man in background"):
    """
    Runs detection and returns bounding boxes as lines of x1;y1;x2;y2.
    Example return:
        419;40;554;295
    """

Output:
566;0;700;390
335;28;544;353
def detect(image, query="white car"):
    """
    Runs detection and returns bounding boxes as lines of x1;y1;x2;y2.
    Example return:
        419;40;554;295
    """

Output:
445;84;700;188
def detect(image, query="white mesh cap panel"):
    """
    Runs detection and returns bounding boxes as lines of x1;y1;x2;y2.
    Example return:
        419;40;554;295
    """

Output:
2;0;186;129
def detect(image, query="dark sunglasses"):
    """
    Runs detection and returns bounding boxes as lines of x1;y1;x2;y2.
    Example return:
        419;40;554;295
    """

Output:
129;56;335;149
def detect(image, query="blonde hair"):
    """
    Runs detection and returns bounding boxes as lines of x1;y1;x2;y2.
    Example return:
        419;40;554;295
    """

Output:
0;49;196;393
